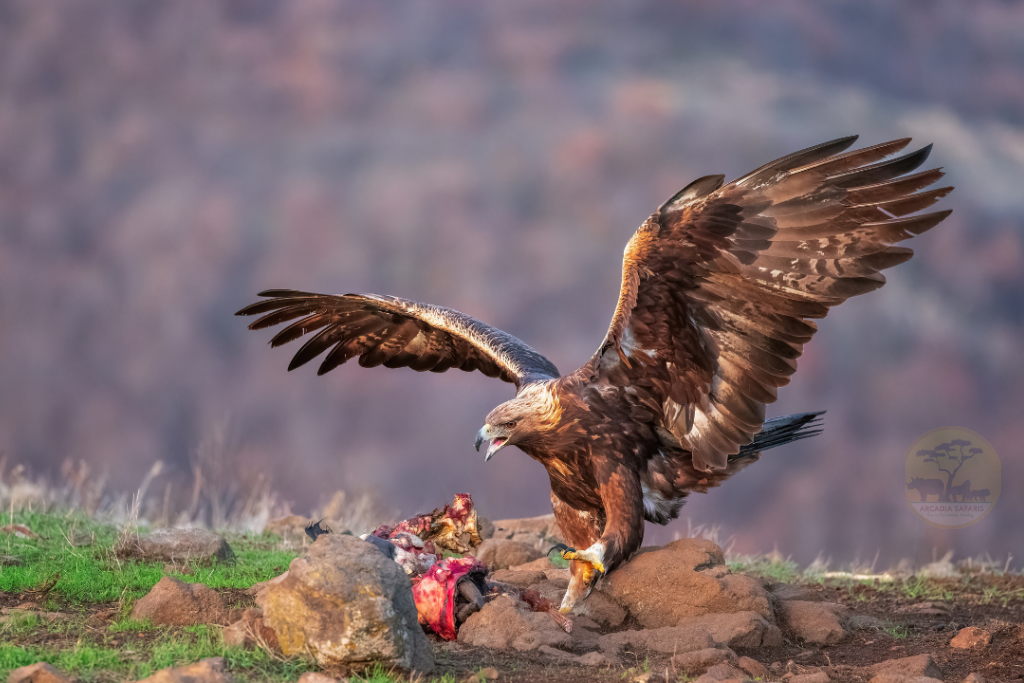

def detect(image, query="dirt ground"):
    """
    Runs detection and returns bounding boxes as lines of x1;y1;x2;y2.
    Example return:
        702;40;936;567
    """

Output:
5;573;1023;682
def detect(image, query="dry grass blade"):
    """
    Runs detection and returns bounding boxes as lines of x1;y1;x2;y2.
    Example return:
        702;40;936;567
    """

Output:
25;572;60;596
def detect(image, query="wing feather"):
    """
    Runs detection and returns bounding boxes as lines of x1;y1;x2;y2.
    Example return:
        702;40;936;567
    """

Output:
238;291;559;389
582;136;952;471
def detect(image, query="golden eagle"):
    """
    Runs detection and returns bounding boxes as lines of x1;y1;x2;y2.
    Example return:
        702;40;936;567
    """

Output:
237;137;951;612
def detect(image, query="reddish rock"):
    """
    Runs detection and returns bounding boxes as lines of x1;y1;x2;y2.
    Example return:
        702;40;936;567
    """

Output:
8;662;72;683
603;538;772;628
949;626;991;649
264;515;312;539
457;594;569;651
789;673;831;683
693;663;747;682
674;611;783;648
131;577;230;626
488;569;548;588
671;647;738;676
598;625;716;656
527;579;626;628
777;600;847;645
577;651;614;666
509;556;556;572
962;673;987;683
135;657;235;683
870;654;942;680
474;539;543;569
222;608;279;650
296;673;343;683
737;656;768;679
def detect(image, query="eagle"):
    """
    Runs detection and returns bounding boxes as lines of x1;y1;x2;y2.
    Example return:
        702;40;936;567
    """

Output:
237;136;951;613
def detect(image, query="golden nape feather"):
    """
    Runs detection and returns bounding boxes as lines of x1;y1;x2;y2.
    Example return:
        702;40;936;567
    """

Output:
238;136;952;615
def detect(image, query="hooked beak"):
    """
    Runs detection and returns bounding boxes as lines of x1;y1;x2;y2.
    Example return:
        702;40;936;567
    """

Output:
474;425;509;462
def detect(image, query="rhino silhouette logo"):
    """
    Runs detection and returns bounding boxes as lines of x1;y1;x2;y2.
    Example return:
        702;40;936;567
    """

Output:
905;477;945;502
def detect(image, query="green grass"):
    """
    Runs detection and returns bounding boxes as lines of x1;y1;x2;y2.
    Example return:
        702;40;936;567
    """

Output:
727;554;801;584
0;509;298;606
883;623;911;639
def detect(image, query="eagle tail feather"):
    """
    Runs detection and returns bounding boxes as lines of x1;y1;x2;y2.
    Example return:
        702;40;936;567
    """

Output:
736;411;824;457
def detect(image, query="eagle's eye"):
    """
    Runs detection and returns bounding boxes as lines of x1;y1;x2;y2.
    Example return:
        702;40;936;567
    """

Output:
503;421;516;429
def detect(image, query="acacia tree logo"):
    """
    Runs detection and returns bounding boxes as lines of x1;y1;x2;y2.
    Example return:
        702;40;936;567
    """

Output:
909;439;987;502
905;426;999;529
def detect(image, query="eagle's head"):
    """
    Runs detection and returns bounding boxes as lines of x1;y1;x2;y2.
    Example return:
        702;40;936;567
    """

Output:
474;383;561;461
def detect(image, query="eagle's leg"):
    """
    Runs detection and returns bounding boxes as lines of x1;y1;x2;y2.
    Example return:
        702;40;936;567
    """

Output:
550;464;645;614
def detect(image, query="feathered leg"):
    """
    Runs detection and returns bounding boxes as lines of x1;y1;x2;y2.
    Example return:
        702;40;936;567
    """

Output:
550;464;645;613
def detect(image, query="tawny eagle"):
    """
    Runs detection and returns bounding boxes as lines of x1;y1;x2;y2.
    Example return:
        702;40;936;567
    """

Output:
237;136;951;612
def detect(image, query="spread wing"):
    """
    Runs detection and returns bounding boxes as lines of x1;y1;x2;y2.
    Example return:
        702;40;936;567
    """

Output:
582;136;952;472
237;290;559;389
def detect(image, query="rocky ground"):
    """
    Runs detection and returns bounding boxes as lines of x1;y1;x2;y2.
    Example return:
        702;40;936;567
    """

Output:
2;514;1023;683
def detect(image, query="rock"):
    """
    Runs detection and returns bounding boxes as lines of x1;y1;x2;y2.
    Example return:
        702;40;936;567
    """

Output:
737;656;768;679
671;647;738;675
693;663;747;682
490;514;562;541
458;595;570;651
260;534;433;672
770;582;822;602
603;538;772;628
296;674;343;683
789;673;831;683
598;625;716;656
131;577;230;626
869;676;943;683
962;674;986;683
846;613;886;630
509;556;556;572
573;588;627;628
777;601;847;644
222;608;279;650
477;667;499;680
949;626;991;649
0;524;38;539
870;654;942;680
120;528;234;563
488;569;548;588
537;644;577;661
578;651;614;666
474;539;543;569
674;611;783;648
136;657;234;683
8;662;72;683
894;602;951;618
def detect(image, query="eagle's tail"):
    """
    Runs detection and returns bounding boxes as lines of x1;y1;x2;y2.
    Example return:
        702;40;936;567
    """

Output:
736;411;824;458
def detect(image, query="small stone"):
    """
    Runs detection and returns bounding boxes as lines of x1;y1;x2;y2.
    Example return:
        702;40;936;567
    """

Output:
537;645;576;660
222;608;279;650
8;662;73;683
962;673;987;683
135;657;234;683
598;625;716;655
577;651;613;666
673;610;783;648
694;663;747;682
119;528;234;563
0;524;39;539
478;667;499;680
789;673;830;683
671;647;738;675
488;569;548;588
474;539;543;569
737;656;768;679
132;577;230;626
949;626;991;649
296;673;343;683
777;601;847;645
870;653;942;680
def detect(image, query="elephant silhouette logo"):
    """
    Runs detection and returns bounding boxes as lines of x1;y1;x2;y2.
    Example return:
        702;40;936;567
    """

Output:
905;427;999;529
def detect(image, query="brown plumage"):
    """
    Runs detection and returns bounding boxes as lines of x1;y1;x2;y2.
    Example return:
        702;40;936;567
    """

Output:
237;136;952;613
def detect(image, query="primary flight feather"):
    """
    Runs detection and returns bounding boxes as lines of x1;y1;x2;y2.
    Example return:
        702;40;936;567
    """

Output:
237;136;952;612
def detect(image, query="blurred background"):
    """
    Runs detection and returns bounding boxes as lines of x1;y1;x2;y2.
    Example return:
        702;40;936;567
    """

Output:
2;0;1022;568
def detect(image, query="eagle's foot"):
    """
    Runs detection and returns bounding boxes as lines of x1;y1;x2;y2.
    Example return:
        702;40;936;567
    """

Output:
548;542;606;574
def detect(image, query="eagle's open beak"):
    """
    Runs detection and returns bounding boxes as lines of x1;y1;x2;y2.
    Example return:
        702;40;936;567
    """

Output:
475;425;508;462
